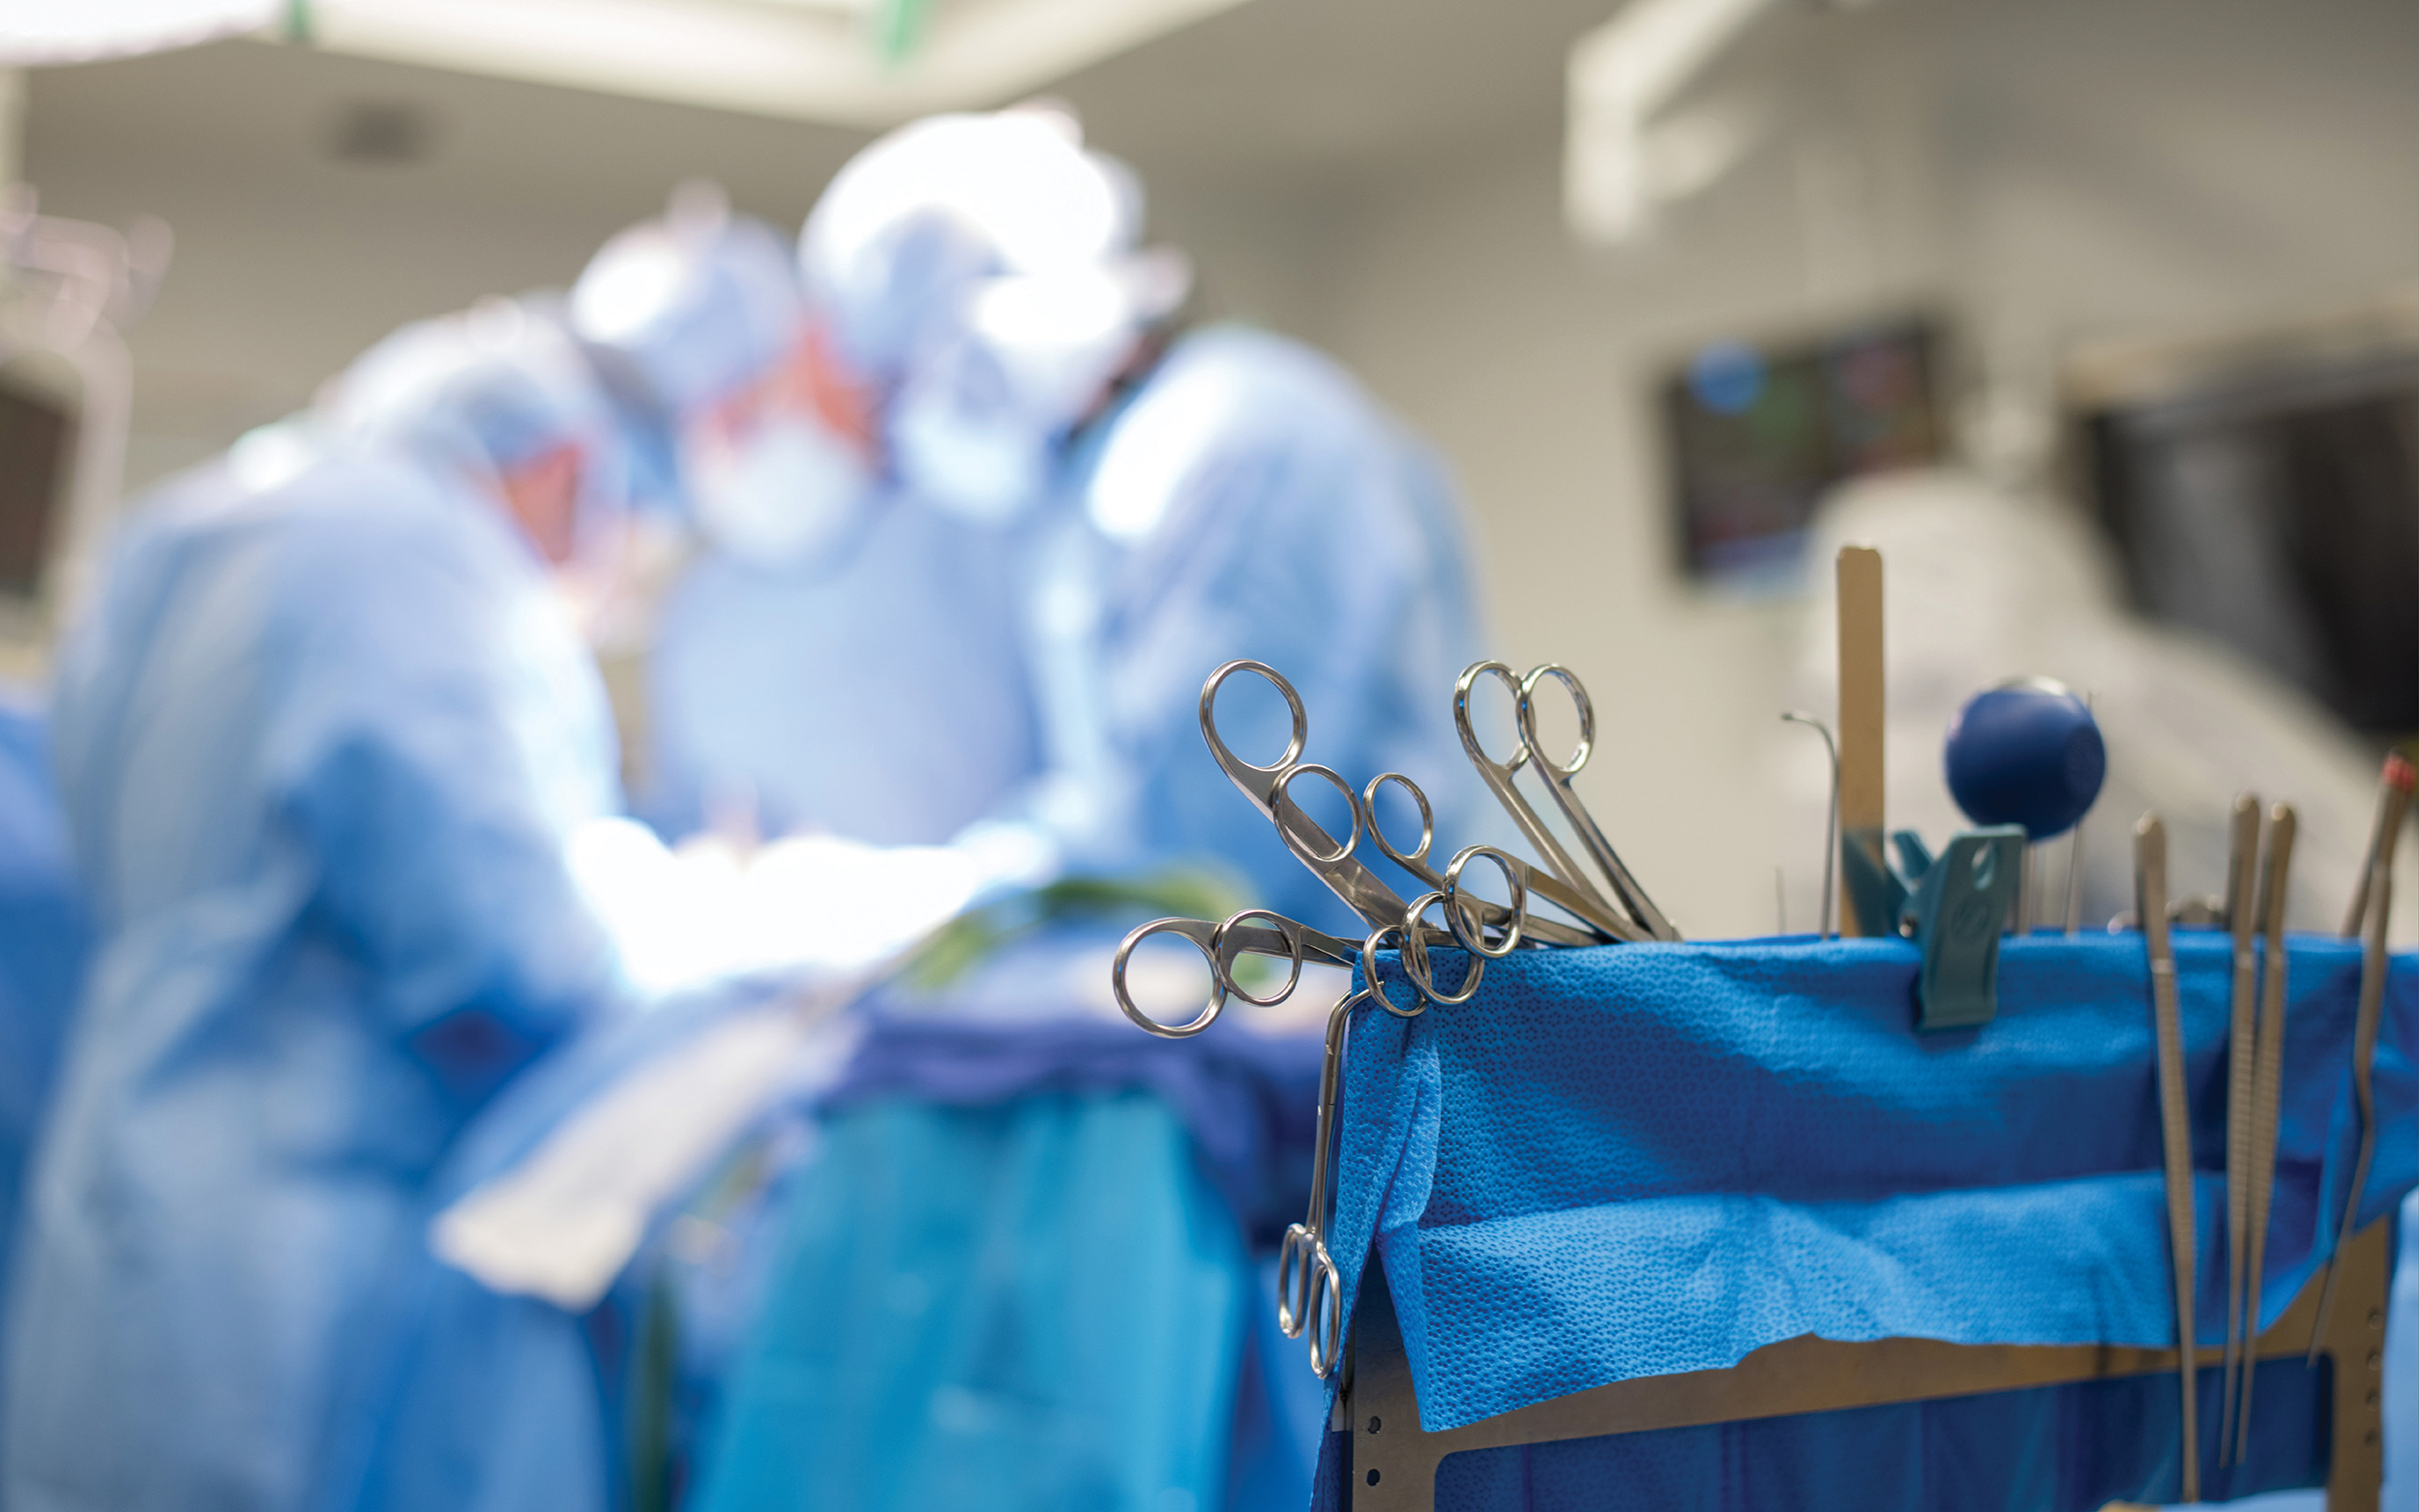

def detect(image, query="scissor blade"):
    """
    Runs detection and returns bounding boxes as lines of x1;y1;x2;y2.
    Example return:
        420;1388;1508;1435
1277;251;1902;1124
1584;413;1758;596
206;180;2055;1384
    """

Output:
1518;865;1644;944
1475;771;1638;940
1544;770;1678;941
1212;921;1360;972
1265;786;1420;933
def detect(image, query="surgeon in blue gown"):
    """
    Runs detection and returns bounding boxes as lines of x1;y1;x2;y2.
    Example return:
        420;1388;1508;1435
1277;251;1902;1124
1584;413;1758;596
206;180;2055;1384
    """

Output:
2;301;639;1512
0;688;87;1464
675;109;1484;1512
570;188;1042;846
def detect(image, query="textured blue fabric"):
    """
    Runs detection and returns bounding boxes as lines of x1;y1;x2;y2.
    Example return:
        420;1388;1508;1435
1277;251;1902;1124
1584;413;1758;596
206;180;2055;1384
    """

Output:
1320;933;2419;1438
0;692;86;1476
4;447;628;1512
642;495;1042;845
829;1012;1321;1240
692;1091;1256;1512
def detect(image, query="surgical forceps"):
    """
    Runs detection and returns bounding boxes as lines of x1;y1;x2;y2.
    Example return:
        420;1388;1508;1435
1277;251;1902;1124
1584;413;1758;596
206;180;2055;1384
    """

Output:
1453;662;1678;943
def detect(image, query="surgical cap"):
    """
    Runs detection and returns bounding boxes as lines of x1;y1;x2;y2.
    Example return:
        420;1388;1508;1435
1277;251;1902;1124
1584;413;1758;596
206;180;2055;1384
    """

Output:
798;108;1188;392
322;297;632;533
570;189;808;420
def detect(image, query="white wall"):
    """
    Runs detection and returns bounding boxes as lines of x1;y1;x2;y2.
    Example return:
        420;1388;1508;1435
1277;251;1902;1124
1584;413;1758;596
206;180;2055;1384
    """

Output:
1301;0;2419;935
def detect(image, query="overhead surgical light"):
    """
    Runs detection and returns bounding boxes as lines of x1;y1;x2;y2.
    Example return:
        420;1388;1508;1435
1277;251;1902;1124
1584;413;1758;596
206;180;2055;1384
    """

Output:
0;0;277;65
1564;0;1781;245
287;0;1259;130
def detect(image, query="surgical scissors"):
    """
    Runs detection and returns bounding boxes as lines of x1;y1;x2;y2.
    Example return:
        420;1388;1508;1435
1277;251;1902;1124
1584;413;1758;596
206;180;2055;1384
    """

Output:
1278;984;1362;1378
1359;772;1602;952
1200;660;1583;968
1453;662;1677;942
1275;929;1442;1377
1201;661;1425;934
1113;908;1359;1039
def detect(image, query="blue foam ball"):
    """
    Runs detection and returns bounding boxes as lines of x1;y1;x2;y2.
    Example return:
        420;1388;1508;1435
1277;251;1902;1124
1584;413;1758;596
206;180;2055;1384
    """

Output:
1943;678;2105;840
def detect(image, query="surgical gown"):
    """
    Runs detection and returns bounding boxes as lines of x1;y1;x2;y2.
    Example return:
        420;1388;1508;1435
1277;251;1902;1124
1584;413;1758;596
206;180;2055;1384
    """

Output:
1039;322;1489;935
4;447;628;1512
693;324;1487;1512
645;494;1041;845
0;690;87;1467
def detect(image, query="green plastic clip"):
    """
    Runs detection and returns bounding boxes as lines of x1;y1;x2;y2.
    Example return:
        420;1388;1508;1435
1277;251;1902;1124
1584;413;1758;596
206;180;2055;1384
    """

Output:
1910;825;2025;1031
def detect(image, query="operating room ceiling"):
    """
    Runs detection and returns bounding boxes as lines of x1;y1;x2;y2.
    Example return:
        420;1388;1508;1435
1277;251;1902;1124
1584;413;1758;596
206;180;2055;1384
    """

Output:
23;0;1624;222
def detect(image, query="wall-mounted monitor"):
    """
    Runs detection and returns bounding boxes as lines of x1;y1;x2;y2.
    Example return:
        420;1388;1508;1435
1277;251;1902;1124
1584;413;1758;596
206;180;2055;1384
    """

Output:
1662;315;1946;588
2077;333;2419;738
0;368;75;605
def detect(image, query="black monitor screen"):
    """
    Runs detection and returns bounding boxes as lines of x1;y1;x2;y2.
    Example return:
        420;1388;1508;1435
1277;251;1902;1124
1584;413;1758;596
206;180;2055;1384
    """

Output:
1663;316;1944;585
0;372;72;600
2083;350;2419;736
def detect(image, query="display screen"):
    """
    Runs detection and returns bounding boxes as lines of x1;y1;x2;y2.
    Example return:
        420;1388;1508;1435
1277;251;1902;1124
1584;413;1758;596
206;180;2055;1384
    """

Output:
2083;350;2419;736
1663;316;1944;585
0;372;73;600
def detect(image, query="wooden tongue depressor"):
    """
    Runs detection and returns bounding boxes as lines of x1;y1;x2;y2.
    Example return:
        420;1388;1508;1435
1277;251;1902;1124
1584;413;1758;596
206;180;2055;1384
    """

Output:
2219;794;2261;1466
1837;547;1888;936
2137;814;2200;1503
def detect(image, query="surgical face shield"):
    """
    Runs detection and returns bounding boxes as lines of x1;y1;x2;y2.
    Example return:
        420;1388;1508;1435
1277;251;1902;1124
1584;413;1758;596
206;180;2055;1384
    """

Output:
680;401;877;571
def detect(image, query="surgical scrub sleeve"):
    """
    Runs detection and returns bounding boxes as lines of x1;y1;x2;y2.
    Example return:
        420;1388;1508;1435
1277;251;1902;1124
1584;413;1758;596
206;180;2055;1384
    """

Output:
3;452;626;1512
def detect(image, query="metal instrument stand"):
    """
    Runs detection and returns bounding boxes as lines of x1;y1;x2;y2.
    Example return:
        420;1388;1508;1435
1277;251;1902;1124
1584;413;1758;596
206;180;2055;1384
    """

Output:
1344;1219;2391;1511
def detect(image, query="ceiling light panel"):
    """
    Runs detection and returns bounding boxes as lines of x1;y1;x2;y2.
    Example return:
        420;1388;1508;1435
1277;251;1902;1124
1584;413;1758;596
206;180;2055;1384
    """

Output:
296;0;1257;128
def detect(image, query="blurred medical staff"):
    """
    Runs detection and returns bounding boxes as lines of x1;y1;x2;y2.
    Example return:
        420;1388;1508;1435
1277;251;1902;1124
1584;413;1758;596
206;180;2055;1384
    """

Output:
687;108;1483;1512
596;111;1482;929
573;188;1043;846
2;301;638;1512
0;691;86;1471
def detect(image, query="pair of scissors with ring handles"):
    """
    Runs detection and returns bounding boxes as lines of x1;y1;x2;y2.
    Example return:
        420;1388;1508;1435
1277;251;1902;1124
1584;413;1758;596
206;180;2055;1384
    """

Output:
1201;661;1436;935
1453;662;1678;942
1359;770;1605;951
1277;927;1438;1377
1201;661;1591;962
1114;908;1359;1039
1278;981;1363;1377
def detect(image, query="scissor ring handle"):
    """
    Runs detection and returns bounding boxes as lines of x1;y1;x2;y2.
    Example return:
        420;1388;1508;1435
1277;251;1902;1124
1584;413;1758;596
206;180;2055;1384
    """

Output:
1361;923;1427;1019
1210;908;1305;1008
1305;1246;1345;1379
1360;771;1436;873
1443;845;1527;959
1273;762;1362;867
1452;660;1532;775
1200;660;1309;774
1112;919;1227;1039
1401;891;1487;1005
1276;1224;1316;1339
1516;664;1596;781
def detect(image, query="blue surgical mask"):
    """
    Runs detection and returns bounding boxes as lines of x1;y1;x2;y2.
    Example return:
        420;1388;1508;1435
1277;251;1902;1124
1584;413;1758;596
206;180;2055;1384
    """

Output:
684;413;875;571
